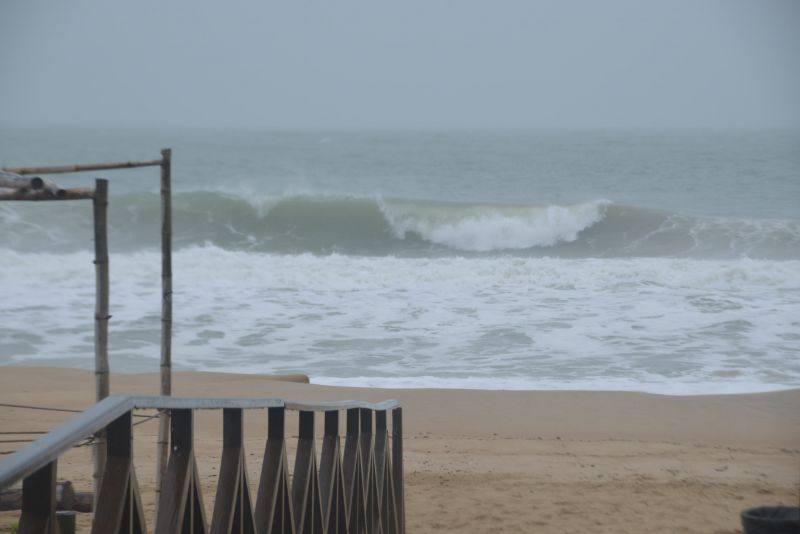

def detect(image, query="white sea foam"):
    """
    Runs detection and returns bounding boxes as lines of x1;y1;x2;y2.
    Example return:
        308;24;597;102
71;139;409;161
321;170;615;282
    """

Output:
310;376;799;395
1;247;798;394
380;200;608;251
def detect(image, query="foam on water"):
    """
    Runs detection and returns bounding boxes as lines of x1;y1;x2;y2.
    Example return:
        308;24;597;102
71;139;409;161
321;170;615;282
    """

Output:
2;129;799;394
2;195;798;259
380;199;608;251
310;376;800;395
2;247;798;394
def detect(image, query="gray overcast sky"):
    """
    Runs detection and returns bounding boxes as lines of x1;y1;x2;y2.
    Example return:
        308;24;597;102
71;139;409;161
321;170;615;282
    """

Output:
1;0;798;129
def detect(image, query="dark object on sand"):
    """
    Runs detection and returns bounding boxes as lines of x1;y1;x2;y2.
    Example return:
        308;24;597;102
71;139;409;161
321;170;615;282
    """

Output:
56;511;76;534
741;506;800;534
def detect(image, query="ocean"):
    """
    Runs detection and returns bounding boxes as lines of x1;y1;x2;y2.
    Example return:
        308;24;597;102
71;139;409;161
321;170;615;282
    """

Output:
1;128;798;394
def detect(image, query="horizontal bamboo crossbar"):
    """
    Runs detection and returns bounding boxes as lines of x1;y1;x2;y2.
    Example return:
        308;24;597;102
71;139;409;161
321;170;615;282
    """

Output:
2;158;164;175
0;187;95;201
0;170;92;201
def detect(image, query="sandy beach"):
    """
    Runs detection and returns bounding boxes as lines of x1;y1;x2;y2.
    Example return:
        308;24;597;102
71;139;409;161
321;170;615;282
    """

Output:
0;367;797;533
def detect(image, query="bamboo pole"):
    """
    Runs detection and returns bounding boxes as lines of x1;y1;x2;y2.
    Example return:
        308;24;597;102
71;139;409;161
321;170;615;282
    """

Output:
0;171;46;191
92;179;110;508
2;159;163;175
0;170;81;200
154;148;172;516
0;188;94;201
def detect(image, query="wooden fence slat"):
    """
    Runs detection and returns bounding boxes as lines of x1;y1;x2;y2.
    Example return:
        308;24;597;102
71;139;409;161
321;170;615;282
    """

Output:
127;469;147;534
292;412;324;534
319;411;348;534
375;412;398;534
155;409;208;534
211;409;255;534
255;407;296;534
359;409;381;533
18;461;56;534
343;409;367;534
92;411;147;534
392;408;405;534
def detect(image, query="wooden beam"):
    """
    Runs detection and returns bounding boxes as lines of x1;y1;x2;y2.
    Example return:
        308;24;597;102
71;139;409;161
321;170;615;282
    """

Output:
18;461;57;533
0;187;94;201
0;171;45;191
2;159;163;176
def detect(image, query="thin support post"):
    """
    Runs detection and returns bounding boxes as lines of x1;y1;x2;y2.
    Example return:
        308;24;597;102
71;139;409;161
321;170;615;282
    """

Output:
320;411;348;534
255;407;295;534
93;179;110;400
211;409;255;534
93;178;110;507
92;411;147;534
392;408;405;534
293;411;323;534
156;148;173;516
18;461;57;533
155;409;208;533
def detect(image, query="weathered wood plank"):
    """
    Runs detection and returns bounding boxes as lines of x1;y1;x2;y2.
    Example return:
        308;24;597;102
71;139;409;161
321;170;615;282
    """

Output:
211;409;255;534
392;408;405;534
92;411;147;534
255;407;296;534
292;411;323;534
0;187;94;201
320;411;348;534
155;409;208;534
18;461;56;534
2;159;163;175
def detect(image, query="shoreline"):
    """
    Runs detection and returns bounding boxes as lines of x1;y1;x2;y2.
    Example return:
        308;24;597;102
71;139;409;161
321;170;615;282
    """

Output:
4;363;799;396
1;366;798;532
1;366;799;446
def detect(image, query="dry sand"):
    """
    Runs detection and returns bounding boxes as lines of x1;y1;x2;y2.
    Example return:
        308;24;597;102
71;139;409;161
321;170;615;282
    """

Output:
0;367;798;533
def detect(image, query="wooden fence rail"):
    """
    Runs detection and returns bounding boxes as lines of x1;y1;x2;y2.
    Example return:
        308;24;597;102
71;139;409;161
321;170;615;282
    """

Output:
0;396;405;534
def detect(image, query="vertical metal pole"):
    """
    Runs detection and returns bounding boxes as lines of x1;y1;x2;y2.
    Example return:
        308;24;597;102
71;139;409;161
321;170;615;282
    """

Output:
155;148;172;517
93;178;110;508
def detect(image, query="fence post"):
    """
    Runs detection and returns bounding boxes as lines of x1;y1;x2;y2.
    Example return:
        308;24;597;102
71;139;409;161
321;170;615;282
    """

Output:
211;408;255;533
18;461;57;533
392;408;405;534
255;407;295;533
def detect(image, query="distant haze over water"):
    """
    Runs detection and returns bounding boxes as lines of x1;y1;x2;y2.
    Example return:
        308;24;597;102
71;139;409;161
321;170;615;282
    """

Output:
1;129;798;394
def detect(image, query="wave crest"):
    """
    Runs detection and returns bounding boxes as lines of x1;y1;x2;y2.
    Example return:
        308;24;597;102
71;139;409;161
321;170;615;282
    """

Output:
1;193;798;259
381;200;608;251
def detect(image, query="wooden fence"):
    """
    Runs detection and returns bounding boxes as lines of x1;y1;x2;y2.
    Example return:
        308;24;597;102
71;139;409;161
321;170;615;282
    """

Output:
0;396;405;534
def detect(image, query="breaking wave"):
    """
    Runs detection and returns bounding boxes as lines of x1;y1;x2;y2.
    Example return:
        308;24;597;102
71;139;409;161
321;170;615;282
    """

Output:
1;193;798;259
